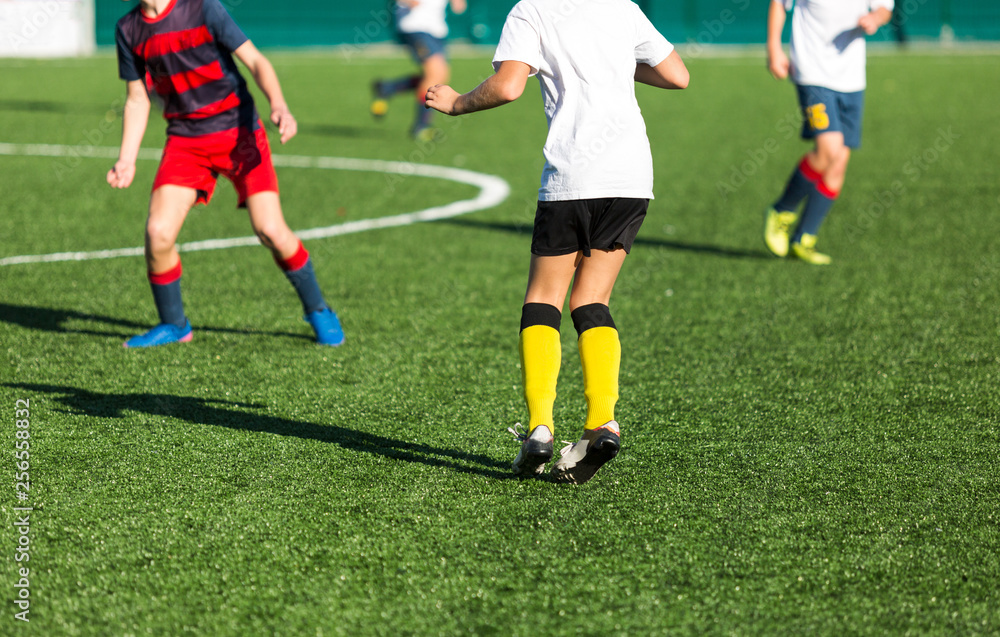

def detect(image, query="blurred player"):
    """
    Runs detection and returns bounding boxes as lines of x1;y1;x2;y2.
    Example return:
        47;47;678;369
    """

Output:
370;0;467;141
108;0;344;348
764;0;893;264
425;0;688;483
890;3;907;47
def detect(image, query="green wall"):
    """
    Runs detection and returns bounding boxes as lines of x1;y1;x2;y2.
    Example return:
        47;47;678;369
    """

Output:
96;0;1000;48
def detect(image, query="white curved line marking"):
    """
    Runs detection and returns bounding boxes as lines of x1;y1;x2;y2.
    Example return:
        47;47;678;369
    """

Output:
0;143;510;267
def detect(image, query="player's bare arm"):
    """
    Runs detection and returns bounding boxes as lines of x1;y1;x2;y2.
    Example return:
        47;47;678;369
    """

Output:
107;79;151;189
766;0;790;80
234;40;297;144
450;0;467;15
425;60;531;116
635;50;689;89
858;7;892;35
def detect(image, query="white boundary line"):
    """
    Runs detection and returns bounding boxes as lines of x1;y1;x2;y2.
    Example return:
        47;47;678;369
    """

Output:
0;142;511;267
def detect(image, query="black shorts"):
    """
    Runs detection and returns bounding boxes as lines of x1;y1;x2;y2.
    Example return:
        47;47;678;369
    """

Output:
531;198;648;257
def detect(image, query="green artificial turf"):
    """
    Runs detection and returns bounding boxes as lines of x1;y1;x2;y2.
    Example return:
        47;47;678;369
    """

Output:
1;49;999;635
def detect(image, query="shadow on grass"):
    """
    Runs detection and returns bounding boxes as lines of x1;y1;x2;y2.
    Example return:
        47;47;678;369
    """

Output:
0;99;79;114
437;217;770;260
0;303;146;338
0;303;312;342
6;382;513;480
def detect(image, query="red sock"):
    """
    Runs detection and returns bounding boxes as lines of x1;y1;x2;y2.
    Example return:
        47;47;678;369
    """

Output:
274;241;309;272
148;260;182;285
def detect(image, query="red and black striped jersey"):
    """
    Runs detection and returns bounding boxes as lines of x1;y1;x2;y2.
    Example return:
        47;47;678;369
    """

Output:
115;0;259;137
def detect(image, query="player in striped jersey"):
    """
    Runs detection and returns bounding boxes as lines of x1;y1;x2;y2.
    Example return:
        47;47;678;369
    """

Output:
108;0;344;348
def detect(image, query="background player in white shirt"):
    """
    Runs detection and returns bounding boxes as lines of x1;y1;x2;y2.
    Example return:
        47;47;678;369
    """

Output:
371;0;466;140
764;0;893;264
425;0;688;484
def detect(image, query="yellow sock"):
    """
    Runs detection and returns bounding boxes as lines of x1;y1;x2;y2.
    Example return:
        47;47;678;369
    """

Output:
578;326;620;429
519;325;561;434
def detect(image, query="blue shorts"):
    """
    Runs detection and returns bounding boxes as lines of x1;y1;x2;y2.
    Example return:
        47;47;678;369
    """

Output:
796;85;865;149
399;32;446;63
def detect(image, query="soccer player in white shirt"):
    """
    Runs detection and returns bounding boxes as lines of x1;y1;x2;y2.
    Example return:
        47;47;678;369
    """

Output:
371;0;467;140
764;0;893;264
425;0;688;483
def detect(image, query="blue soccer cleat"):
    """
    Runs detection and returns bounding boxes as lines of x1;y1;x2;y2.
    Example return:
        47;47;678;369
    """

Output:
305;307;345;346
123;320;193;349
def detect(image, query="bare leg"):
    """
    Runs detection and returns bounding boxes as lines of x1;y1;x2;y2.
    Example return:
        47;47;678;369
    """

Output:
244;191;300;259
124;185;198;346
414;53;450;135
568;249;628;311
550;248;630;484
523;252;580;307
246;191;341;344
807;131;851;193
418;53;450;99
145;185;198;273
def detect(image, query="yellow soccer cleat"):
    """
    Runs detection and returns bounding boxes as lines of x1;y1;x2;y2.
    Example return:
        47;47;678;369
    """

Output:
764;207;799;258
791;233;832;265
412;126;440;143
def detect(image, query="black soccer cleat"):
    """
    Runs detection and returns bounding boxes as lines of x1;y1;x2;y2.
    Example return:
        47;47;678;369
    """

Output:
508;424;554;477
550;421;620;485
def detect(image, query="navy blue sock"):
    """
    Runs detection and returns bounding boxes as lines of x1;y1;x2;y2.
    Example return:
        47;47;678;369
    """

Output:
149;262;187;328
774;156;813;213
381;75;419;97
414;97;433;130
792;190;837;242
282;258;328;315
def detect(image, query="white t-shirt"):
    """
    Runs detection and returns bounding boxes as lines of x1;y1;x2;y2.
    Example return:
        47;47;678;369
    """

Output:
492;0;674;202
396;0;450;39
781;0;894;93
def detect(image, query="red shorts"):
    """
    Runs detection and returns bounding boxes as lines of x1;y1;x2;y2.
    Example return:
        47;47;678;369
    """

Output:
152;125;279;207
